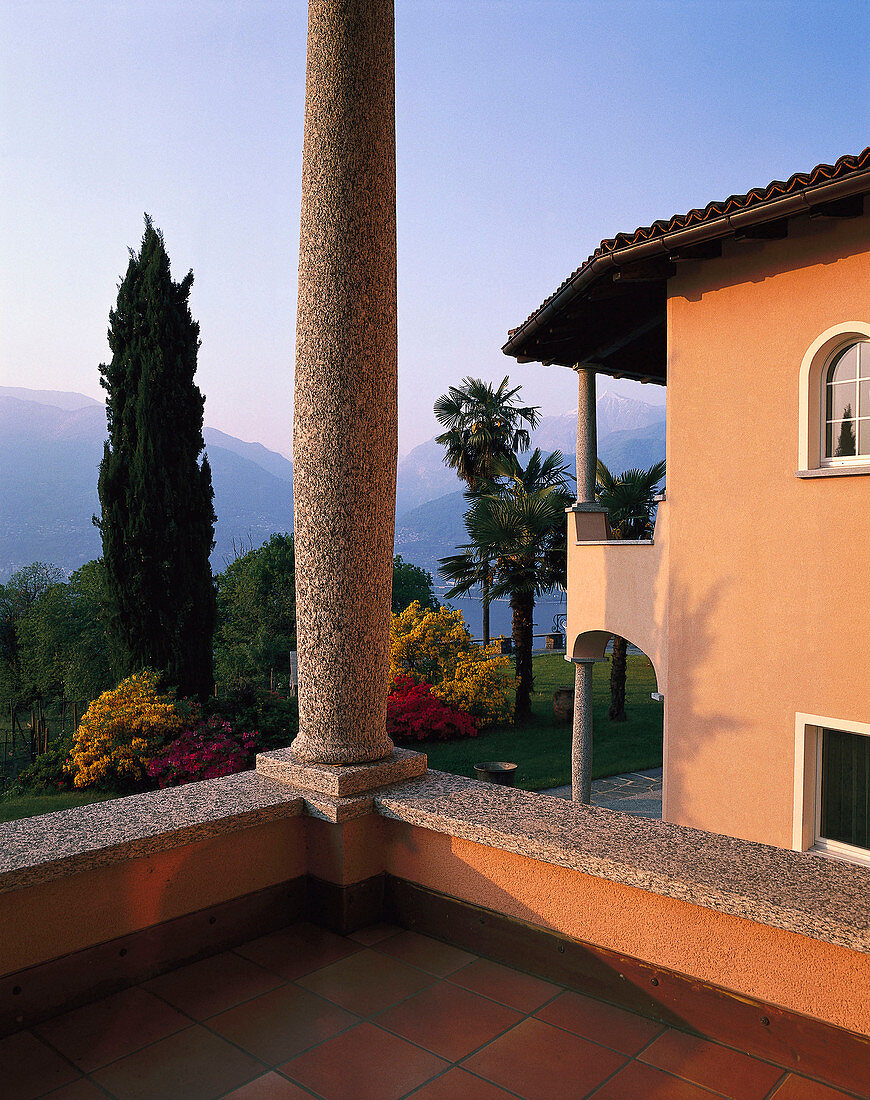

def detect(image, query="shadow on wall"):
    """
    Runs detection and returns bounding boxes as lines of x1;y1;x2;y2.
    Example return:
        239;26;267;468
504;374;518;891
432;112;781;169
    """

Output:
654;573;748;830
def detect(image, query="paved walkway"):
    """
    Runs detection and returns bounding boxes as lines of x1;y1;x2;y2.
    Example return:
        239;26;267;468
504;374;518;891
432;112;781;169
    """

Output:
2;919;857;1099
543;767;663;819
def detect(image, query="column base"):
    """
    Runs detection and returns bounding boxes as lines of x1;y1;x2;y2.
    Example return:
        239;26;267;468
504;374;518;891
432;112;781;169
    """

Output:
257;746;427;798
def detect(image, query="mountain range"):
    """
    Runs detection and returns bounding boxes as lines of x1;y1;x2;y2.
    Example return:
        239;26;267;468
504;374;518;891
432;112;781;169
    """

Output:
0;386;664;581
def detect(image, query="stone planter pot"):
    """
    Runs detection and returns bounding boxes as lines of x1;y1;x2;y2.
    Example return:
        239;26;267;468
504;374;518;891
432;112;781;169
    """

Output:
473;761;518;786
491;637;512;655
545;633;564;650
553;687;574;722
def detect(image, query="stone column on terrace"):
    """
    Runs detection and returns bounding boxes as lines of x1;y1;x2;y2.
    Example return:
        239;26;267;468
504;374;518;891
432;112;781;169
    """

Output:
290;0;400;767
567;365;609;802
571;658;596;804
570;365;608;540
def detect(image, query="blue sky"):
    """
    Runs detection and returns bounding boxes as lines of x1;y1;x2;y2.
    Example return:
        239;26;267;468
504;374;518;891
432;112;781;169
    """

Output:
1;0;867;457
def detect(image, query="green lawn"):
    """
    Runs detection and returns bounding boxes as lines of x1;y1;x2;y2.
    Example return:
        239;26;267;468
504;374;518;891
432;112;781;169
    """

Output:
421;653;662;790
0;654;661;821
0;789;118;823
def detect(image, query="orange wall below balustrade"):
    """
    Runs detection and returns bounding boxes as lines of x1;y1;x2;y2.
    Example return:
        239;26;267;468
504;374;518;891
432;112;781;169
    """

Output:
661;212;870;847
382;819;870;1036
0;816;306;976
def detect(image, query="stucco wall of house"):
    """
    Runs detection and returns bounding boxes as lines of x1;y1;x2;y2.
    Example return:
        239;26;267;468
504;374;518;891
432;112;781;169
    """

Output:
382;820;870;1035
663;210;870;847
566;502;669;681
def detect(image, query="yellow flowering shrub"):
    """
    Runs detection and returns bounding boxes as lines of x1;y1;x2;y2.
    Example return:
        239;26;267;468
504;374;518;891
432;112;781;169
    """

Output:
389;602;512;725
67;670;187;790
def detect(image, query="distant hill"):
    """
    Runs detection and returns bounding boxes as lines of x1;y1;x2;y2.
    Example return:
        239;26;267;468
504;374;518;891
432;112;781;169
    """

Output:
395;390;666;538
1;385;665;582
0;391;293;580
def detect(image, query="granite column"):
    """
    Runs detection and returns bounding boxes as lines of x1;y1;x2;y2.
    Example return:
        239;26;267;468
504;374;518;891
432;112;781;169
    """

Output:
291;0;397;765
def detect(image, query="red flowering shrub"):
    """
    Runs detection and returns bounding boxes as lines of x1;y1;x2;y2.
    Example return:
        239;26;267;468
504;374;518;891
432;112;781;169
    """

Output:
147;716;258;788
387;675;478;743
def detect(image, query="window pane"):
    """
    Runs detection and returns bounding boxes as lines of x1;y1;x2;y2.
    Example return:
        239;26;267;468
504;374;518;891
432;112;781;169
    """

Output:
826;381;857;421
859;419;870;457
860;379;870;418
827;418;857;457
828;344;859;384
820;729;870;850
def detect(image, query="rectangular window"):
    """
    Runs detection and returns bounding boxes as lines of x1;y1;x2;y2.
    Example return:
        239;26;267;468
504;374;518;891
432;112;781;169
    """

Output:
819;729;870;851
793;714;870;867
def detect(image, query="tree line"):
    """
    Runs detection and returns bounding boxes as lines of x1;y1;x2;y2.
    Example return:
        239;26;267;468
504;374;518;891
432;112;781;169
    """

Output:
0;545;437;708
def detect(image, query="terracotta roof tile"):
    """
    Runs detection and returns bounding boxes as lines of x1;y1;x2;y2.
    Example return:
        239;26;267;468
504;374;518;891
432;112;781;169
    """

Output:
508;146;870;339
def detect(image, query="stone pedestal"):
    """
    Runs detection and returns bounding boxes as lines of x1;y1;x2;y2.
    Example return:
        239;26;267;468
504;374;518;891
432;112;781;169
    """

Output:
291;0;400;767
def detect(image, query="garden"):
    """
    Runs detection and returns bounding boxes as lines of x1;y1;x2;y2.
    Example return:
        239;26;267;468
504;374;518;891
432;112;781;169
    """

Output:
0;602;662;822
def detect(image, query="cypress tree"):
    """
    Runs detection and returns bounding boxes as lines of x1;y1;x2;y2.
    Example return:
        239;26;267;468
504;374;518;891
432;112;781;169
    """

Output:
97;215;216;699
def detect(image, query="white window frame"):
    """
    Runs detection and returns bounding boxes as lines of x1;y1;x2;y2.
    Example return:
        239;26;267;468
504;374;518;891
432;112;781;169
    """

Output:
820;340;870;467
798;322;870;471
793;712;870;867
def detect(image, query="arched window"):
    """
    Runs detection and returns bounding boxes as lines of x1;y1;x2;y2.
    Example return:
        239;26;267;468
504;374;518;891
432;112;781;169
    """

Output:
822;341;870;464
798;323;870;474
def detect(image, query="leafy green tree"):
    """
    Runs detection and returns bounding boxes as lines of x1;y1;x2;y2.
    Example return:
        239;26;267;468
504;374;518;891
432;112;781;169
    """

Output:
434;376;539;644
97;216;216;699
596;458;666;721
440;450;571;719
14;561;120;705
215;533;296;688
391;556;437;613
0;563;64;698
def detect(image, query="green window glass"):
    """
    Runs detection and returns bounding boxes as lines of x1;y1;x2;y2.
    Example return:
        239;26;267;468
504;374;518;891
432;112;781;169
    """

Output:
820;729;870;850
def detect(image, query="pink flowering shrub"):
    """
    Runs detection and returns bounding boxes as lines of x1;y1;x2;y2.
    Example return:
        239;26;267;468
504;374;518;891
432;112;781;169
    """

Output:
147;716;258;788
387;675;478;743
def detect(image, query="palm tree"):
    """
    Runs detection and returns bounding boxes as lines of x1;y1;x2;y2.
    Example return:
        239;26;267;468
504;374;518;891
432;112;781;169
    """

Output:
596;458;666;721
434;377;540;643
440;450;572;720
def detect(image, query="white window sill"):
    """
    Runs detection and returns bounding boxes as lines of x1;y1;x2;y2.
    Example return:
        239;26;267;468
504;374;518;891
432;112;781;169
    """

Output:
574;539;655;546
796;465;870;478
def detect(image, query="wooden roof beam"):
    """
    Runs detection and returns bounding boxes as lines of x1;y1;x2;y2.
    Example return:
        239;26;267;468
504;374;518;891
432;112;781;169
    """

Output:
734;218;788;241
809;195;864;219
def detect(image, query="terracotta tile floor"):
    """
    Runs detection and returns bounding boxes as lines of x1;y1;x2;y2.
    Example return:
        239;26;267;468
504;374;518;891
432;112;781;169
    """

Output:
2;921;865;1100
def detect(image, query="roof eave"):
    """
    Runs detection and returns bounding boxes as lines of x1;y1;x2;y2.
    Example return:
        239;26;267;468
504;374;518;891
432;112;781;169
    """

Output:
503;165;870;364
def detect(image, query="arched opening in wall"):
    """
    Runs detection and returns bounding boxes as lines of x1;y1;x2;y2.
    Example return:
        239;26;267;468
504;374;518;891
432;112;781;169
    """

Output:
566;629;663;820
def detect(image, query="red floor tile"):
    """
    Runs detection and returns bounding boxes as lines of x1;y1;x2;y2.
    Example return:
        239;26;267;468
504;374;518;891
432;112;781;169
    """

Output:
770;1076;865;1100
41;1081;108;1100
536;990;665;1055
463;1016;628;1100
221;1071;314;1099
34;986;190;1072
639;1029;785;1100
233;920;360;980
449;957;562;1012
376;979;522;1060
348;922;402;945
143;949;284;1019
407;1066;521;1099
91;1024;262;1100
206;982;358;1064
280;1021;449;1100
0;1029;81;1100
296;946;435;1016
589;1059;723;1099
374;929;478;976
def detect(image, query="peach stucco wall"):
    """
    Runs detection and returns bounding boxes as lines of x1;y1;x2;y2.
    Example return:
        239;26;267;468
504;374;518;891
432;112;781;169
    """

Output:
567;501;669;684
662;213;870;846
383;820;870;1035
1;816;306;975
